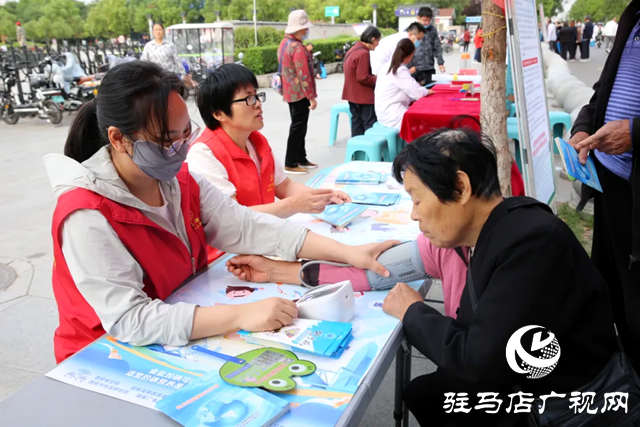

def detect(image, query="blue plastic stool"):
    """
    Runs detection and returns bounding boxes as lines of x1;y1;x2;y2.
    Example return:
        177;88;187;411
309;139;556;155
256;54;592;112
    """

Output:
329;103;353;146
365;123;401;161
549;111;572;154
507;117;523;173
508;103;517;117
344;135;389;162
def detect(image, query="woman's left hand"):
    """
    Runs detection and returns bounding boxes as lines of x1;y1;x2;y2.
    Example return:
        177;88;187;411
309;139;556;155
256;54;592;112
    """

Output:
344;240;402;277
382;282;423;320
331;190;351;204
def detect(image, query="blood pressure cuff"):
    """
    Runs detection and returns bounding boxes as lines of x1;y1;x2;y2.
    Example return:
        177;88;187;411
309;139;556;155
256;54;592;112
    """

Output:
301;260;372;292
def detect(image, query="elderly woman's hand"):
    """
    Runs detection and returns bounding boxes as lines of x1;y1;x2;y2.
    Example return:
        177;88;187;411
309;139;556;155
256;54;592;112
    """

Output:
382;282;423;320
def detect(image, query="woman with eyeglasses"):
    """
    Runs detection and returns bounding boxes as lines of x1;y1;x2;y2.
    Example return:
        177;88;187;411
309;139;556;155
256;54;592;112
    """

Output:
44;61;397;363
187;64;350;221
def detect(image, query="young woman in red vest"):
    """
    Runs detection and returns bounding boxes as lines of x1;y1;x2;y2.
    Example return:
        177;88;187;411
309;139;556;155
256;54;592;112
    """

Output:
44;61;398;363
187;64;350;218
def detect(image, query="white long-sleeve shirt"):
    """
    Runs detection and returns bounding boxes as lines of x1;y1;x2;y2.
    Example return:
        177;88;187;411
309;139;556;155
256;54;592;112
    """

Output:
603;20;618;37
370;31;408;76
547;23;557;41
44;146;308;347
374;62;429;130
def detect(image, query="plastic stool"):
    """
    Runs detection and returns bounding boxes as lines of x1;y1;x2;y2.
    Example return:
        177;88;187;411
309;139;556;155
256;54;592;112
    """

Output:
344;135;389;162
549;111;572;154
329;103;353;146
365;123;401;160
508;103;517;117
507;117;523;173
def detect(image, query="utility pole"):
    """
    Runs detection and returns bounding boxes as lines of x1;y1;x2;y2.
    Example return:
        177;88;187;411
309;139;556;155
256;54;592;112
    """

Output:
372;4;378;27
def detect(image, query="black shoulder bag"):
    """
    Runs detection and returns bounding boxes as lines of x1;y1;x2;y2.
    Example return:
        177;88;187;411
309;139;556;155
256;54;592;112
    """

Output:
455;198;640;427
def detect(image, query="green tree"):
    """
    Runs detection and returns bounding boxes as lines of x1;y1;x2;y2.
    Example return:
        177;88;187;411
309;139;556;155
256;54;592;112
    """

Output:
86;0;131;38
569;0;630;21
0;8;17;39
27;0;85;40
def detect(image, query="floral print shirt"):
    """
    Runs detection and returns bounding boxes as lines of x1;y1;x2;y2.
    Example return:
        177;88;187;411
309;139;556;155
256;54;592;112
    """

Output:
140;39;185;75
277;35;317;103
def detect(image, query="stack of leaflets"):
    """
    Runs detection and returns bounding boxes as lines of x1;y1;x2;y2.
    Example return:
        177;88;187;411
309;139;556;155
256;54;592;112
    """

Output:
555;137;603;192
335;171;385;185
237;318;354;359
156;370;290;427
311;203;368;228
350;192;401;206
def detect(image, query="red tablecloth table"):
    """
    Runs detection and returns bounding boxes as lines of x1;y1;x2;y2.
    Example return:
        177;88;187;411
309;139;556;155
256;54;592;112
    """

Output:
398;84;525;196
400;84;481;142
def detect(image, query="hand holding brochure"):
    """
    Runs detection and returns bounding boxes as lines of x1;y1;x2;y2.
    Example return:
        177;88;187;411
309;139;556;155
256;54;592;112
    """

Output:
156;370;289;427
555;137;603;192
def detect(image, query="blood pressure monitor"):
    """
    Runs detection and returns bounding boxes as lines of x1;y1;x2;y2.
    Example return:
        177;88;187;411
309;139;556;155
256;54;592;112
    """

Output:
296;280;355;323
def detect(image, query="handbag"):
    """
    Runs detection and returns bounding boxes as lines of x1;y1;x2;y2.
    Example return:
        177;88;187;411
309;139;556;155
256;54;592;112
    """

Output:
455;199;640;427
271;39;294;96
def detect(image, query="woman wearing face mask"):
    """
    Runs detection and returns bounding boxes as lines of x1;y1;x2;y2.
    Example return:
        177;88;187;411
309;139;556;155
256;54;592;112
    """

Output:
374;39;434;130
277;9;318;175
43;61;398;363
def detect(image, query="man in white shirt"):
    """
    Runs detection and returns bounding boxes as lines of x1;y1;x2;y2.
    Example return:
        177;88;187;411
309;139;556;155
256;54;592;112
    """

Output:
370;22;426;75
603;16;618;52
547;18;557;52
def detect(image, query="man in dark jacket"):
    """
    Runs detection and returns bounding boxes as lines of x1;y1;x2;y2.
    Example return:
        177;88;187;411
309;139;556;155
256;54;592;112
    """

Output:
558;21;576;60
581;15;594;61
409;7;445;85
382;128;619;425
569;0;640;373
342;26;381;136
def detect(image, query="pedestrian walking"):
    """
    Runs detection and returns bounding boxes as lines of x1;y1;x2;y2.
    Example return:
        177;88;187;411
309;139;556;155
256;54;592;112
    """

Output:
604;16;619;52
463;28;471;52
547;18;557;52
140;23;185;76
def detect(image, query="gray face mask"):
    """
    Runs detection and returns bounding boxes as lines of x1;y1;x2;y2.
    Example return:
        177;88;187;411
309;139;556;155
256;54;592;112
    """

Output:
131;139;188;182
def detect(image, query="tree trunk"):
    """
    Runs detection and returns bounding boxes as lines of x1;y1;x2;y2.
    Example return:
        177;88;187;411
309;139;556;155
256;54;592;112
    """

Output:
480;0;512;196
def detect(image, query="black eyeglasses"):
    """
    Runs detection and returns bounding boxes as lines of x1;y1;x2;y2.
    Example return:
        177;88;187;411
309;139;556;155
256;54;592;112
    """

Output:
232;92;266;106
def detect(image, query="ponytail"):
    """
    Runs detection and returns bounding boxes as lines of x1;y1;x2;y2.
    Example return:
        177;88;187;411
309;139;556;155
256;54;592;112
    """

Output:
388;38;415;75
63;61;184;164
64;101;106;163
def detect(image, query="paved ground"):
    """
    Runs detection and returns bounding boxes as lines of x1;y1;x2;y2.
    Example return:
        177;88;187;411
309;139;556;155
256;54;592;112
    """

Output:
0;44;606;426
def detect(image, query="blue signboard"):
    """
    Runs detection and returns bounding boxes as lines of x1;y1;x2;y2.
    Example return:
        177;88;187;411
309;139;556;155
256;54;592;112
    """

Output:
466;16;482;23
325;6;340;17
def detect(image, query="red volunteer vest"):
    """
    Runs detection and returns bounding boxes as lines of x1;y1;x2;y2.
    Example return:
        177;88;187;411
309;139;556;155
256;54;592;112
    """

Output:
194;127;276;207
51;166;208;363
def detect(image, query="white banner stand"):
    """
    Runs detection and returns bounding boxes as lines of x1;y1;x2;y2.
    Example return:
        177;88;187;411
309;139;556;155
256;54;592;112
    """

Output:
505;0;557;207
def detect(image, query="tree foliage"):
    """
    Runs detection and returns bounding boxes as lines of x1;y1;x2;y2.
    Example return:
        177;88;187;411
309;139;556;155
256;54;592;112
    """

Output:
1;0;486;42
569;0;630;22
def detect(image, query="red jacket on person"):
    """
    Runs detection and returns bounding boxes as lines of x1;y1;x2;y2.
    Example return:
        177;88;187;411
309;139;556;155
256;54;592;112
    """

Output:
342;41;376;105
194;127;276;207
51;166;208;363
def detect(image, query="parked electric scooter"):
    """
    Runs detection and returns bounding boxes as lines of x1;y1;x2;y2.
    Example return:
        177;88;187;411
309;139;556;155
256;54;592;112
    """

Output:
1;60;63;125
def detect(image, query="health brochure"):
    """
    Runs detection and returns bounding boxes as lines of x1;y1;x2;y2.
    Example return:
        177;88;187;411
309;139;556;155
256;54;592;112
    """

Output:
555;137;603;192
311;203;368;228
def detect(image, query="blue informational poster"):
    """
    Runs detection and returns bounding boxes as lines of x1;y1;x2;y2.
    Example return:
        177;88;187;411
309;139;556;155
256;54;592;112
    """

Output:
156;370;290;427
46;336;210;409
